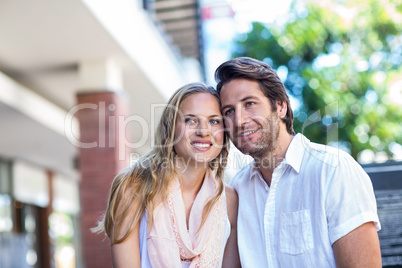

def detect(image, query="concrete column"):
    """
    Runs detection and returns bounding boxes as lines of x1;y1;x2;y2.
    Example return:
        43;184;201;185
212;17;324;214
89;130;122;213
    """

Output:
76;59;129;268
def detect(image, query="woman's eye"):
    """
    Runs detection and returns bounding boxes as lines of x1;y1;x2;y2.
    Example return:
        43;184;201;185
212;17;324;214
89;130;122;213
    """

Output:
224;108;234;116
185;118;196;124
209;119;220;125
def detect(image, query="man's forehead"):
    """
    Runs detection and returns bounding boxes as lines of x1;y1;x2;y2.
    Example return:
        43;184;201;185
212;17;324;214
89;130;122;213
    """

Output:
220;81;266;102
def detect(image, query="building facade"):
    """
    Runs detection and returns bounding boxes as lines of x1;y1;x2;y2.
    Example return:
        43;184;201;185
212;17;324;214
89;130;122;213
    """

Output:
0;0;203;267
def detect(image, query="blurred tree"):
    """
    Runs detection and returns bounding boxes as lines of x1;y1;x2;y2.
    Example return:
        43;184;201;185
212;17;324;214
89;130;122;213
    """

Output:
232;0;402;161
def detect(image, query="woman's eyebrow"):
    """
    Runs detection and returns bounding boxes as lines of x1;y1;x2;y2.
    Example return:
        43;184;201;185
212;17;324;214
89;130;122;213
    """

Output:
184;113;222;118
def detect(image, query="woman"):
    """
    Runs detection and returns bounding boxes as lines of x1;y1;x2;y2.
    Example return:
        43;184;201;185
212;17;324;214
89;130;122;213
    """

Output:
93;83;240;267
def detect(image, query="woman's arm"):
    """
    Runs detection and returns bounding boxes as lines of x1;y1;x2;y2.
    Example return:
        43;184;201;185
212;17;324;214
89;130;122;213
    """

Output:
108;184;142;268
111;208;141;268
222;186;241;268
111;221;141;267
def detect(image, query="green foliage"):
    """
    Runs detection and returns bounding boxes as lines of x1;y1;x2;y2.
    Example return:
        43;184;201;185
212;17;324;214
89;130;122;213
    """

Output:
232;0;402;160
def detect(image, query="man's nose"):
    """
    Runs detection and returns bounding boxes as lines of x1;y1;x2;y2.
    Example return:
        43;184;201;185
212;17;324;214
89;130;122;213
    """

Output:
235;108;248;128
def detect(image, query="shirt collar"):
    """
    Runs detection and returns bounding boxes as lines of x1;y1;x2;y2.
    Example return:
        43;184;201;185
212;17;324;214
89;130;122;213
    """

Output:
284;133;309;174
250;160;260;177
248;133;308;179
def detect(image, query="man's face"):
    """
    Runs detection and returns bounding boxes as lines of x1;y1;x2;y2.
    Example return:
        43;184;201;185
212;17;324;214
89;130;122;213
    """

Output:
220;79;284;158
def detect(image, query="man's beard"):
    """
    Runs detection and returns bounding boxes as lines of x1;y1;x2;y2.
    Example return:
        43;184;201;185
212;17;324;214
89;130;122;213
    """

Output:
233;113;281;159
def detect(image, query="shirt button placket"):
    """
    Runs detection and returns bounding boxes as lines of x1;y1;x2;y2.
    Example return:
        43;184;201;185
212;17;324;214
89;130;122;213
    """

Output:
265;172;278;266
266;163;287;267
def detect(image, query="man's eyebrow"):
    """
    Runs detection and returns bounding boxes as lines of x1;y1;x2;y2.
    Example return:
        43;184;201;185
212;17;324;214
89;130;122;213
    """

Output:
221;96;257;111
240;96;258;102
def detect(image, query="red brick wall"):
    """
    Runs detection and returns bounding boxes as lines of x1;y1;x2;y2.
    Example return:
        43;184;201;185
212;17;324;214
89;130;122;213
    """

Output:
76;91;129;268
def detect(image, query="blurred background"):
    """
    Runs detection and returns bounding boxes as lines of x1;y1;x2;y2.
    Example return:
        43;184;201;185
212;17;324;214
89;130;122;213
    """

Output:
0;0;401;267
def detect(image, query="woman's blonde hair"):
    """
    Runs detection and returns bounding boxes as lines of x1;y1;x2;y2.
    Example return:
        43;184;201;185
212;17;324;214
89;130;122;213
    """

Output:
93;83;229;244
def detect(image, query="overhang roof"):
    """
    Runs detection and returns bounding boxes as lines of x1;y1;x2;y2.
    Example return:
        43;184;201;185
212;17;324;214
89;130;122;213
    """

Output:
0;0;203;178
147;0;203;66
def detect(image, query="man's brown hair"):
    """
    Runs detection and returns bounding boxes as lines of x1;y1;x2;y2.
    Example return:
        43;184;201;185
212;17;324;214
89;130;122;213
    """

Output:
215;57;295;135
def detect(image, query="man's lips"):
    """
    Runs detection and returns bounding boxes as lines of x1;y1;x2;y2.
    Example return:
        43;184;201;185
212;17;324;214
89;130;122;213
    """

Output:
238;129;259;137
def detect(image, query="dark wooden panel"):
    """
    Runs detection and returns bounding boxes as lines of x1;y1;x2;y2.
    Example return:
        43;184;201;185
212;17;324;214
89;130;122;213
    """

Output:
375;189;402;267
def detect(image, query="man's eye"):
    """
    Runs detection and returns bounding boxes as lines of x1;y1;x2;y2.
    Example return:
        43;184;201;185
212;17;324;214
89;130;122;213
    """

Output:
224;109;234;116
245;102;255;107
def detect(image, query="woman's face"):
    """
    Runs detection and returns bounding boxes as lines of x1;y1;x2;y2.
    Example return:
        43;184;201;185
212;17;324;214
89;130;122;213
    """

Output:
173;92;224;166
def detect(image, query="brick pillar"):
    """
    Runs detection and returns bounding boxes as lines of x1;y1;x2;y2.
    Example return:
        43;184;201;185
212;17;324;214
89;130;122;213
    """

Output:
76;91;129;268
37;170;54;268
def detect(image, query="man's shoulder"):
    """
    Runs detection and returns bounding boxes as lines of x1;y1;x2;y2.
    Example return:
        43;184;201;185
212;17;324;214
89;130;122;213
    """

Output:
303;139;355;169
228;162;254;189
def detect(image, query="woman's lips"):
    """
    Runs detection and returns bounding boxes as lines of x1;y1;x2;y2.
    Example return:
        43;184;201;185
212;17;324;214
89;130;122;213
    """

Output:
191;140;213;151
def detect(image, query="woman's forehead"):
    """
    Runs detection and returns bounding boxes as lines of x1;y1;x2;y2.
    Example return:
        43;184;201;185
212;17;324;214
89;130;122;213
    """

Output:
179;93;221;115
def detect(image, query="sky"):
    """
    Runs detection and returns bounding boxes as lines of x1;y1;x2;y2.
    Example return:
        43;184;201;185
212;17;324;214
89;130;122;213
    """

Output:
201;0;402;163
201;0;294;173
202;0;302;115
202;0;293;86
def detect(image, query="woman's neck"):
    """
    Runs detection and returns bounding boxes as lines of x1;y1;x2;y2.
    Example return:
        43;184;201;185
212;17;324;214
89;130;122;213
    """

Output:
175;158;208;194
175;158;209;229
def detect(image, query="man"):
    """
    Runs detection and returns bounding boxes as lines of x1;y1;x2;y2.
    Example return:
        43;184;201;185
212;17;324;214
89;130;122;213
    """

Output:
215;57;381;267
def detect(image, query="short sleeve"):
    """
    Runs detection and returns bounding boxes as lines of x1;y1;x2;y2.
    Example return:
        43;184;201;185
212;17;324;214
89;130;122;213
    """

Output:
229;174;238;190
325;153;381;244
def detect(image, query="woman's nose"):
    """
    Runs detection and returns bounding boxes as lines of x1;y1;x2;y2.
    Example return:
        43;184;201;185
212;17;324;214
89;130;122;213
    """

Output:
195;121;210;137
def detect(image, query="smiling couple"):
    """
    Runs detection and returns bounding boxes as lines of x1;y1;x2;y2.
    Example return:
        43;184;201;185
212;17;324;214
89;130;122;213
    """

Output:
95;57;382;268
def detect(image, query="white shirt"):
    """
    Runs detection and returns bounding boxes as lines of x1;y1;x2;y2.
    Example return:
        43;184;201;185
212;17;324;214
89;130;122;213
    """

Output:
230;133;381;267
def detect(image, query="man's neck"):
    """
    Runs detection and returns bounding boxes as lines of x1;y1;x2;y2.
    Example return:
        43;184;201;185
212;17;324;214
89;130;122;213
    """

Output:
255;133;294;187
